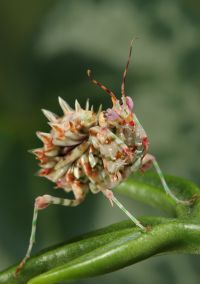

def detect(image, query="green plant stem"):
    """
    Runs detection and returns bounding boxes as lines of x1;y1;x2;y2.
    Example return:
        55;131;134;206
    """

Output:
115;173;200;218
28;221;200;284
0;226;134;284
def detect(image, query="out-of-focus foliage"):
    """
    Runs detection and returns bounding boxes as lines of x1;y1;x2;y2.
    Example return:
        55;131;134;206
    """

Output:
0;1;200;283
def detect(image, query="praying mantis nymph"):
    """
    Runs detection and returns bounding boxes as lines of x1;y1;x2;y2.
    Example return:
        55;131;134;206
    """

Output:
15;40;192;275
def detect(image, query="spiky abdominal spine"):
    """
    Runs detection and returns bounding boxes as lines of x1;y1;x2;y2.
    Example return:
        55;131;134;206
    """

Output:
33;95;148;201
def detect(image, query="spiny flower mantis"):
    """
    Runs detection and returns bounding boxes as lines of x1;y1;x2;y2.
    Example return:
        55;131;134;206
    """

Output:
15;40;192;275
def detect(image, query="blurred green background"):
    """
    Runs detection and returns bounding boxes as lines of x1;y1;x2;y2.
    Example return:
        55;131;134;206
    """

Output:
0;0;200;283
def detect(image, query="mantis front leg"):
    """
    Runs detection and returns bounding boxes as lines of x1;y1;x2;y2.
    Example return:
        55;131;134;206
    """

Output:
102;189;146;231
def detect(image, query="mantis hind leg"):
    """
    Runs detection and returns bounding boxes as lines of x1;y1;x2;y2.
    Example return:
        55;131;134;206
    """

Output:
141;154;192;205
15;194;85;275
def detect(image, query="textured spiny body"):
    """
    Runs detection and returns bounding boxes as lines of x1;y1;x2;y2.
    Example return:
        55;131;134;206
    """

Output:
33;41;149;205
34;94;148;204
16;40;191;275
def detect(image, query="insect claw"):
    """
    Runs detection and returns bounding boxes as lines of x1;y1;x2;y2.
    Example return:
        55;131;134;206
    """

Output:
41;109;58;122
58;96;73;114
176;194;198;206
190;194;199;204
90;105;94;112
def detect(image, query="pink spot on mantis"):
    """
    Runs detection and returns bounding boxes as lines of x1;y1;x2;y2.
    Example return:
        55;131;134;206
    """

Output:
126;96;134;111
106;109;120;121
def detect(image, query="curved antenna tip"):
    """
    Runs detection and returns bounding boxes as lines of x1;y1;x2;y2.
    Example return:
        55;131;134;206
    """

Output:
121;38;139;97
87;69;91;77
